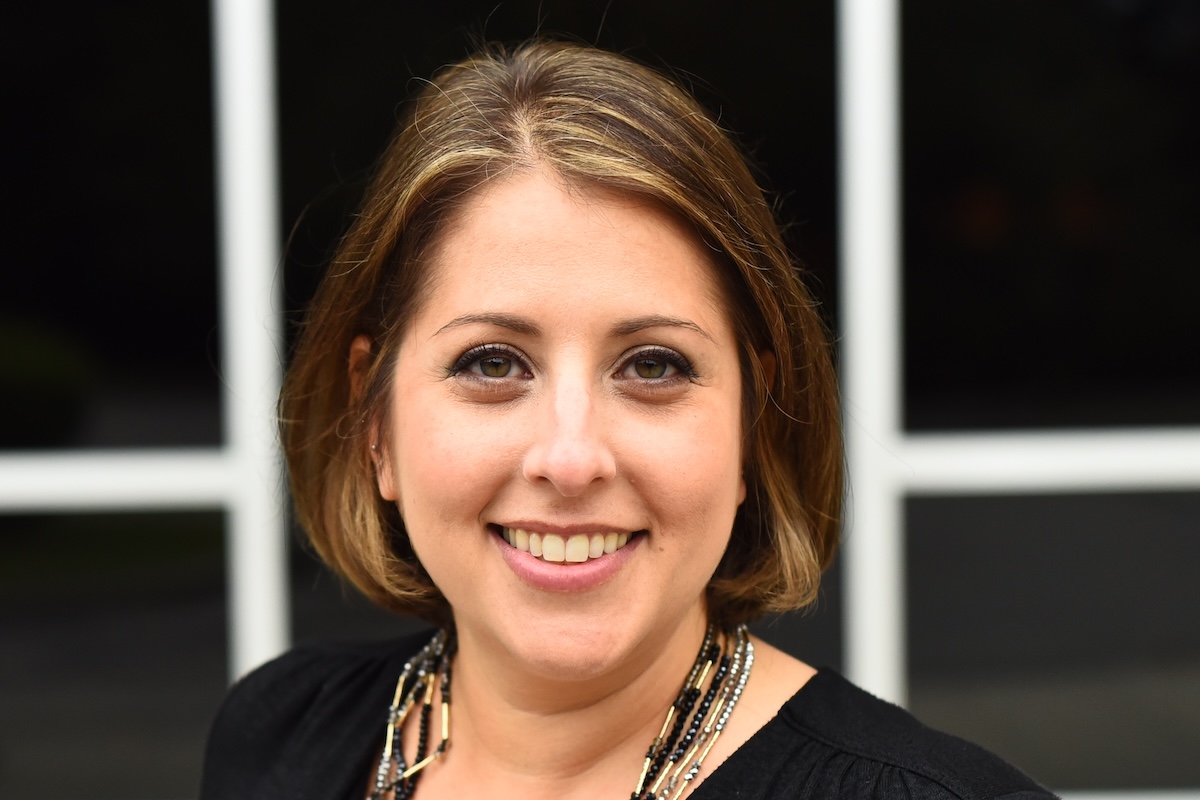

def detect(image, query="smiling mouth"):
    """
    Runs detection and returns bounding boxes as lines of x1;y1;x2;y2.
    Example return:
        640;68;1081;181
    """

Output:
497;526;639;563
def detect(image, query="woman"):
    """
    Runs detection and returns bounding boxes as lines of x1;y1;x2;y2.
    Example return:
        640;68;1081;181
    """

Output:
201;40;1053;800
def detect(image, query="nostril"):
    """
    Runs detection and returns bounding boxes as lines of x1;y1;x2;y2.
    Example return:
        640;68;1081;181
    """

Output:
521;441;617;496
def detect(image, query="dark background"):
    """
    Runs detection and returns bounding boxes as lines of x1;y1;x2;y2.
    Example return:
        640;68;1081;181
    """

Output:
1;1;1197;797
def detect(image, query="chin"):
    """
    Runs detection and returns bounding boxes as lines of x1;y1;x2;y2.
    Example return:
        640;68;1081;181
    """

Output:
482;596;707;688
505;613;635;681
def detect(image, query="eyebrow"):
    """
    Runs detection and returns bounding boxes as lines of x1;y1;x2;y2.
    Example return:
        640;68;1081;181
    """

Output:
433;313;542;338
432;312;713;342
610;315;714;343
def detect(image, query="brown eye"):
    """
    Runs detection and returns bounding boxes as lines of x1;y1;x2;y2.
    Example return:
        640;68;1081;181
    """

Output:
450;345;530;383
634;358;668;379
619;348;691;383
478;356;513;378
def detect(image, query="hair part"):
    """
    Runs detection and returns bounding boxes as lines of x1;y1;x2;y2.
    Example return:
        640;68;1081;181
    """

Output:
280;39;843;627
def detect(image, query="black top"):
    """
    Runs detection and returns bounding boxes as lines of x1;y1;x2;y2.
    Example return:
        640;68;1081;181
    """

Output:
199;633;1056;800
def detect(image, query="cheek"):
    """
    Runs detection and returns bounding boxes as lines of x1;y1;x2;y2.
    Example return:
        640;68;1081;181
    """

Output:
621;408;745;523
391;401;519;530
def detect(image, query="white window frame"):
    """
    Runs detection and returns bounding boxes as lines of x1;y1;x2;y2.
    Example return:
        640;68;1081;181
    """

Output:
0;0;286;681
0;1;1194;796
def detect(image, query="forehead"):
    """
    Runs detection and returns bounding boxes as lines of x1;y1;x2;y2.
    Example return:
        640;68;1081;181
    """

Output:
415;169;734;329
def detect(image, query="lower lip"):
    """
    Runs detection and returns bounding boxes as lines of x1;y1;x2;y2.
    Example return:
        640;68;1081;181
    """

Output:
494;530;642;592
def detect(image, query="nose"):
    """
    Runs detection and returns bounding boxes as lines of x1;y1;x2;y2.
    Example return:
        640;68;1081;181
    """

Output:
521;376;617;497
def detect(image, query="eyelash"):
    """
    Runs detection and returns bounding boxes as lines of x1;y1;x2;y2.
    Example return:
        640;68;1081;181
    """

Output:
446;344;696;383
448;344;531;379
618;346;696;383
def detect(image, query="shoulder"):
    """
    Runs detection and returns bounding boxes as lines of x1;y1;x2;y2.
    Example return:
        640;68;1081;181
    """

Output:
779;670;1055;798
199;632;431;800
702;669;1057;800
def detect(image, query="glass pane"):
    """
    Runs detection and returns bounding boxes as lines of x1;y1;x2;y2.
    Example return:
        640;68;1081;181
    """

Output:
2;1;220;449
0;511;226;800
907;492;1200;789
903;2;1200;430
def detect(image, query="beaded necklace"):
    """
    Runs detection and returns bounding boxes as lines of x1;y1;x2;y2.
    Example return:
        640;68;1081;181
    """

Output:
366;624;753;800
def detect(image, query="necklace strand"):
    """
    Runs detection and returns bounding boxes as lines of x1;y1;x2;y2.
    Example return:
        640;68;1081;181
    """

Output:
367;624;751;800
634;626;753;800
369;631;454;800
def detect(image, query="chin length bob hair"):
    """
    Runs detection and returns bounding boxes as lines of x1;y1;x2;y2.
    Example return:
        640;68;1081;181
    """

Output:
281;39;843;627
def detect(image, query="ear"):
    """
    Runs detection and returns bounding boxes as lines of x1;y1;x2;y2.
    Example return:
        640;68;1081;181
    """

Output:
758;348;777;395
375;448;399;502
348;335;374;402
349;335;399;501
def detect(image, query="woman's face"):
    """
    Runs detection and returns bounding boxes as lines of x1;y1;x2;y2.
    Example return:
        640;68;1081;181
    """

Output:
375;169;746;681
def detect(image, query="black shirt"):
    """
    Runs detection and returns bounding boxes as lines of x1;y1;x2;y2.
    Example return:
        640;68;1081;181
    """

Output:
199;633;1056;800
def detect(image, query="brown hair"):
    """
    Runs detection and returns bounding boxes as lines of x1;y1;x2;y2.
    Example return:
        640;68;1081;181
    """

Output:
281;39;842;627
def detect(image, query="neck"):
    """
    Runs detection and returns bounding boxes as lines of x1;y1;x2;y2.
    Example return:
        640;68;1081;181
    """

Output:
449;612;709;785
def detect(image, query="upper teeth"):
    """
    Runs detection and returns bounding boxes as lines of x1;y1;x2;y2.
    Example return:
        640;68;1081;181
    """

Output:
502;528;631;563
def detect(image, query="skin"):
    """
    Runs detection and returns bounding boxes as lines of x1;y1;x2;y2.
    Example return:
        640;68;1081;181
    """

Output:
357;168;814;799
